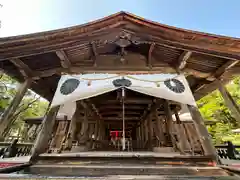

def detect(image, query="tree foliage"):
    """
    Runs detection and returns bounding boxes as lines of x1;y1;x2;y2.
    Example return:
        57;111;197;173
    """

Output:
198;76;240;145
0;74;48;139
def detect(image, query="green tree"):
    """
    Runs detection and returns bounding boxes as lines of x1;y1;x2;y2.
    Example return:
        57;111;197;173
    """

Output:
0;73;48;140
198;76;240;145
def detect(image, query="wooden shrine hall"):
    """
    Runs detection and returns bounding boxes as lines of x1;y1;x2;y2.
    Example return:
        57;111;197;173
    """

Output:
0;11;240;166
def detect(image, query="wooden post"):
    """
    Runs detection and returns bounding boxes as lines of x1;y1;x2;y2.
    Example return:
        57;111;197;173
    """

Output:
65;110;78;150
0;79;32;138
217;80;240;125
155;112;165;146
164;100;177;150
188;105;217;158
140;122;144;148
144;120;148;144
147;114;154;149
173;109;186;154
78;109;89;144
94;119;99;140
31;106;59;160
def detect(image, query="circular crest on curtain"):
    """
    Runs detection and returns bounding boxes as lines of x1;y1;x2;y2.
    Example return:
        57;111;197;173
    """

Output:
113;78;132;87
164;79;185;93
60;78;80;95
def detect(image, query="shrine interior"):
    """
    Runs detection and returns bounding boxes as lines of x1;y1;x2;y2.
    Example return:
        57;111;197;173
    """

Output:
24;88;203;156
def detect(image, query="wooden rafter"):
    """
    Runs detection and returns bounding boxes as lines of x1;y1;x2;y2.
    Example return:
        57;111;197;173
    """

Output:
194;59;239;93
103;117;139;121
177;51;192;70
90;42;98;66
147;43;155;68
101;111;141;115
10;58;33;78
56;50;71;69
98;99;152;104
206;59;239;81
30;65;218;80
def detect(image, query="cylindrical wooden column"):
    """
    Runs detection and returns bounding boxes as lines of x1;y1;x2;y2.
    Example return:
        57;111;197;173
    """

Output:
31;106;60;160
0;79;32;138
188;105;217;158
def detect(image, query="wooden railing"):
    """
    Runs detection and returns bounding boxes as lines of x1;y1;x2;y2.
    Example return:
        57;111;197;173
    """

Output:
0;142;33;158
215;145;240;160
0;140;239;161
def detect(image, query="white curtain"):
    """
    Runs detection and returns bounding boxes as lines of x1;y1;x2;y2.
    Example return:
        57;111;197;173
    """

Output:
51;73;197;118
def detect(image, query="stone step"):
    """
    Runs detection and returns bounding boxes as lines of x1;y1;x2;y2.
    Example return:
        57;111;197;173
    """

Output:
0;174;239;180
24;164;229;177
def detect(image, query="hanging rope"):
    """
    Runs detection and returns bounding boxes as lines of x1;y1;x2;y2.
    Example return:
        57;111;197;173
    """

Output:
68;73;179;83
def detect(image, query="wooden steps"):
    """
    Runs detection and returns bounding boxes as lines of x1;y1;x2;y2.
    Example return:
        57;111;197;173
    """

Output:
21;152;231;177
0;174;240;180
25;164;229;177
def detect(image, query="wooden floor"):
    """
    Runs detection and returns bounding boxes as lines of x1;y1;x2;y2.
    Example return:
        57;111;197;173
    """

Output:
40;151;183;157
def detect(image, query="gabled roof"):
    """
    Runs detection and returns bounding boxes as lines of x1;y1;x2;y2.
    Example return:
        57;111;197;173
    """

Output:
0;11;239;100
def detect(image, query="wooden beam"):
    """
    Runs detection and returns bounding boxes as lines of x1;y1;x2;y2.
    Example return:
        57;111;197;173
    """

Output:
217;80;240;126
30;65;220;80
193;60;239;94
206;60;239;81
56;50;71;69
148;43;155;68
101;111;141;116
99;105;145;111
10;58;33;78
103;117;139;121
187;105;217;158
98;99;152;104
90;42;98;67
147;113;154;149
31;106;60;160
155;113;166;146
164;99;178;150
0;79;32;139
177;51;192;70
135;99;162;128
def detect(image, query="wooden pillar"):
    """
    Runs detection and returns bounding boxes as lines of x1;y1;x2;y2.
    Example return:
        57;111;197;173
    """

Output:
94;119;99;140
164;100;177;150
144;120;148;144
65;110;78;150
22;123;30;142
78;109;89;144
147;114;154;149
188;105;217;158
173;109;186;154
88;123;94;139
0;79;32;138
155;112;165;146
217;80;240;125
31;106;59;160
140;122;144;148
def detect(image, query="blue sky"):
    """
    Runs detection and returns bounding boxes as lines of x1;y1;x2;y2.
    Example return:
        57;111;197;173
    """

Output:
0;0;239;38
